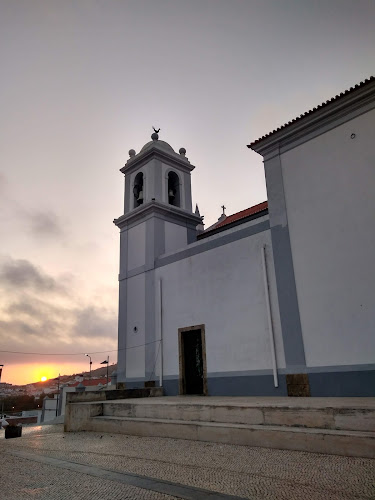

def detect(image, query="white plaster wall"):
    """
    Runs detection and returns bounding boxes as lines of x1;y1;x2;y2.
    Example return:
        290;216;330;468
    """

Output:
22;409;42;423
155;228;284;378
144;160;155;203
127;222;146;270
126;273;145;378
60;387;75;415
164;221;187;254
43;397;58;422
281;109;375;366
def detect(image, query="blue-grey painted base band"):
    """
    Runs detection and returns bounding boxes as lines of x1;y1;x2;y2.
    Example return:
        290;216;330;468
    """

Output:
208;375;287;396
308;370;375;397
125;381;150;390
156;369;375;397
126;366;375;397
162;379;179;396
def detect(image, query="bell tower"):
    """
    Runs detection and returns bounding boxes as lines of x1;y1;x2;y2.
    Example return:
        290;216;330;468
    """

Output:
114;131;202;387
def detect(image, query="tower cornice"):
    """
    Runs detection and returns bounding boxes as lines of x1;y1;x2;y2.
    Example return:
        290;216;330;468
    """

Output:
121;147;195;176
114;199;202;229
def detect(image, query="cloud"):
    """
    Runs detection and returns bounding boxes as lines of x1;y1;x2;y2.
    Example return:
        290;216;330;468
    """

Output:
0;300;117;363
0;257;65;294
0;318;38;338
28;211;64;237
6;301;41;318
0;176;65;240
0;294;116;343
73;306;117;340
0;297;67;341
0;257;117;366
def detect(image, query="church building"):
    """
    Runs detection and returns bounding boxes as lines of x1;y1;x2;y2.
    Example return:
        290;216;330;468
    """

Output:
114;77;375;397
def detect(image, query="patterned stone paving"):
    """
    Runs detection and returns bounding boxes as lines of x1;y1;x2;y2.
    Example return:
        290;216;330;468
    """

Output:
1;424;374;499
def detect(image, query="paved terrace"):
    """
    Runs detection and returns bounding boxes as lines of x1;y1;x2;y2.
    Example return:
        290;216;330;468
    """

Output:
94;395;375;408
1;423;374;500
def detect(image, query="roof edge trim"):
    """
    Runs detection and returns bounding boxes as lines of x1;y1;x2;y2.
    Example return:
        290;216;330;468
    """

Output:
248;77;375;154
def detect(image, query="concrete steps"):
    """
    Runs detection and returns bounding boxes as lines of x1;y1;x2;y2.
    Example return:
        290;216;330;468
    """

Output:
100;399;375;432
90;414;375;458
65;396;375;458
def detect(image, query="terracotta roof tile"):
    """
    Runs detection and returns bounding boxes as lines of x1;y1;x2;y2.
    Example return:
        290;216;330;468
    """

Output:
203;201;268;235
68;378;110;387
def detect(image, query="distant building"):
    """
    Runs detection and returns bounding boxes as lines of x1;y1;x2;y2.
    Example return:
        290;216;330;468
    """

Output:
67;377;111;388
114;77;375;397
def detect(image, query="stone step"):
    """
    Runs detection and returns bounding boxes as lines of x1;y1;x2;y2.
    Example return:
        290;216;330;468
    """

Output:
101;400;375;432
90;415;375;458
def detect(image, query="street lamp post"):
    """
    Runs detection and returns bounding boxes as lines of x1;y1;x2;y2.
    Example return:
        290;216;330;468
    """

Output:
100;356;109;386
54;374;60;417
85;354;92;378
0;365;4;417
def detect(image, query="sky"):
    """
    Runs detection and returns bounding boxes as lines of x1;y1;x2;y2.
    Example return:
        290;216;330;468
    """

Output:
0;0;374;385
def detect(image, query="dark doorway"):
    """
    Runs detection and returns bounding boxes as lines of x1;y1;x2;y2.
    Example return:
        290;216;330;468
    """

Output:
179;325;207;395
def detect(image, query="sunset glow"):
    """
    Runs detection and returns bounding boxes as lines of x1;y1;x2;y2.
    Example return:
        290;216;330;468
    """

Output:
2;362;89;386
41;376;47;382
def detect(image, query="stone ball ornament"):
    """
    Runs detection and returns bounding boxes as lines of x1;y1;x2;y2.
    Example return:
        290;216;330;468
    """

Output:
151;132;159;141
129;149;136;157
179;147;186;156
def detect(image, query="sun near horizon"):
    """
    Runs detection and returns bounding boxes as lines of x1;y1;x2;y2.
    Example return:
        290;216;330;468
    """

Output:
41;376;47;382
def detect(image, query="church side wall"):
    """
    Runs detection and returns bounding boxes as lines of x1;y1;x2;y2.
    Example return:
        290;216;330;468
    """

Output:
165;221;187;254
154;225;286;396
280;108;375;392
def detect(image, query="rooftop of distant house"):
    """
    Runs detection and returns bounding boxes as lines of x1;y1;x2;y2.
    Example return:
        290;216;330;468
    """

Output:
67;377;110;388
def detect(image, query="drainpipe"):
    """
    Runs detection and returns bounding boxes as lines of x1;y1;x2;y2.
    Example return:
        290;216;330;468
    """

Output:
158;279;163;388
261;245;278;387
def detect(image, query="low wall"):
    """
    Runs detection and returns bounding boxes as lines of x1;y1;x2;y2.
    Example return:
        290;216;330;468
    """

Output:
3;416;37;426
64;387;163;432
66;387;163;404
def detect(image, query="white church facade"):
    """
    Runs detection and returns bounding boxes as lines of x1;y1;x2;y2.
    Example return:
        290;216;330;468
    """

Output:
114;77;375;397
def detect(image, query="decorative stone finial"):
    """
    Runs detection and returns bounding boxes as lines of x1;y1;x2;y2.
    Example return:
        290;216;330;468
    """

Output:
129;149;136;158
179;147;186;156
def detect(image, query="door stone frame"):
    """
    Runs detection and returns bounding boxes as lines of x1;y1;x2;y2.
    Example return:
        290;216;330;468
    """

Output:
178;324;207;396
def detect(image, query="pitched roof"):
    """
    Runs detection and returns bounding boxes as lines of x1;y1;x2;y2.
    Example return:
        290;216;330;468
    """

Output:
201;201;268;237
68;377;110;387
248;76;375;148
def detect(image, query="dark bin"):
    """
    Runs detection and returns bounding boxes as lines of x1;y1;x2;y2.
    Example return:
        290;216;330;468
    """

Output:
5;425;22;439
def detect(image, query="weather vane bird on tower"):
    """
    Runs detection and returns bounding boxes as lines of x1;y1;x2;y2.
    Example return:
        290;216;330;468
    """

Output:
153;126;160;134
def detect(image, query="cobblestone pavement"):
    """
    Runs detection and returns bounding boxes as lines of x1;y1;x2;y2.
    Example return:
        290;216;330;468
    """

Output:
1;424;374;499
